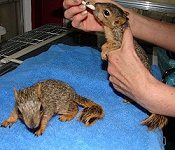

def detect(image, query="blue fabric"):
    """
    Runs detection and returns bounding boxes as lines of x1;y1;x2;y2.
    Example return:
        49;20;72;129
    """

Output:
0;44;164;150
151;64;162;81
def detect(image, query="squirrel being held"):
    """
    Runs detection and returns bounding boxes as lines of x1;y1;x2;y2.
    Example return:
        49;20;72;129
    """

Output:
93;2;168;130
1;79;104;136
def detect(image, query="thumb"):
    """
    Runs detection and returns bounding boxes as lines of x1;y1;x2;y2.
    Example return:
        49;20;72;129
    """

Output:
121;28;135;52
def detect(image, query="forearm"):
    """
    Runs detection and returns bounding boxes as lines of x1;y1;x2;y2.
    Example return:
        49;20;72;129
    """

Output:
136;77;175;117
128;11;175;52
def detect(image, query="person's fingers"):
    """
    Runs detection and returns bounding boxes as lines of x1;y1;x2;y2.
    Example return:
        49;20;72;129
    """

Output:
107;47;121;66
95;0;112;3
107;28;135;63
71;11;88;29
64;4;86;20
121;28;134;52
109;75;133;98
63;0;81;9
109;76;127;93
107;53;120;74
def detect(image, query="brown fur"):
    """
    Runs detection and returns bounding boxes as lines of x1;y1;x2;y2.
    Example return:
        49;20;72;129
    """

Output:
1;79;104;136
93;2;168;130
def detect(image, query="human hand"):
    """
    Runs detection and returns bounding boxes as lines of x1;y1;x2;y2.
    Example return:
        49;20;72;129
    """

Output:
63;0;111;31
107;28;153;101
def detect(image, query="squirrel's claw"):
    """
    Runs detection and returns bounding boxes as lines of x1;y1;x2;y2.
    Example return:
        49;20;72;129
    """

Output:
1;121;14;128
34;130;43;136
34;127;45;136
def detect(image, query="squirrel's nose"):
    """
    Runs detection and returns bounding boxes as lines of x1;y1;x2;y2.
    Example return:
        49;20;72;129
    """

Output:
28;119;39;129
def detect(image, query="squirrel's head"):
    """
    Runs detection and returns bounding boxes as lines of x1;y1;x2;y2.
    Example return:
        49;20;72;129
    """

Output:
14;84;43;129
93;2;129;29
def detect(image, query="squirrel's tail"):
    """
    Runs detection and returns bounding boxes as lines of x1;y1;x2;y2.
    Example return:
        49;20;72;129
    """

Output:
141;113;168;130
74;94;104;126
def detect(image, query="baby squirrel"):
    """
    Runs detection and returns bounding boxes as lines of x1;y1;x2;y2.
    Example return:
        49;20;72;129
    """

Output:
1;79;104;136
93;2;168;130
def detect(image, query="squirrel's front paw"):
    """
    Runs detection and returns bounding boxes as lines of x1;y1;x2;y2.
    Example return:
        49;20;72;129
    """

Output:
101;42;118;60
34;128;44;136
101;43;109;60
101;52;108;60
1;120;14;128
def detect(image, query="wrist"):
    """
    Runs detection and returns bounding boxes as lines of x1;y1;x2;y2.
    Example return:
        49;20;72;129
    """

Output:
132;72;159;113
127;10;143;38
136;74;175;116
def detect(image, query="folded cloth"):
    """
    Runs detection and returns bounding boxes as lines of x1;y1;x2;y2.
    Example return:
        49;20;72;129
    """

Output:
0;44;164;150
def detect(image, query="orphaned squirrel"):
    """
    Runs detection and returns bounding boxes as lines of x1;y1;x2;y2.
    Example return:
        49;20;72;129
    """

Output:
1;79;104;136
93;2;168;130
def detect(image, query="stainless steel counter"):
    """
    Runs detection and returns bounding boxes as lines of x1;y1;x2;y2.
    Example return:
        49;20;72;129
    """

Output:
116;0;175;13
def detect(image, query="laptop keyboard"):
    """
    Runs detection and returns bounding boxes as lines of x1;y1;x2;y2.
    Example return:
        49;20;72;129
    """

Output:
0;24;70;75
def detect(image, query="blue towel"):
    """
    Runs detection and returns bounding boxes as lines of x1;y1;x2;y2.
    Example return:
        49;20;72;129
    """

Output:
0;44;164;150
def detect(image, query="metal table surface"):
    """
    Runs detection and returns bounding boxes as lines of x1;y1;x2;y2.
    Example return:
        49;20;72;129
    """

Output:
117;0;175;13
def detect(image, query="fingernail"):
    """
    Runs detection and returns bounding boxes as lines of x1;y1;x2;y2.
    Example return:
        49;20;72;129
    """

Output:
81;10;88;15
79;4;86;9
73;0;81;4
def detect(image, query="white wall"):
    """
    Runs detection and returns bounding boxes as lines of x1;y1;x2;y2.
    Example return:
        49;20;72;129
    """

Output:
23;0;32;32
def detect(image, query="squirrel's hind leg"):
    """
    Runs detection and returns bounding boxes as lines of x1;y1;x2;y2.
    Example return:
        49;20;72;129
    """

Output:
59;102;78;122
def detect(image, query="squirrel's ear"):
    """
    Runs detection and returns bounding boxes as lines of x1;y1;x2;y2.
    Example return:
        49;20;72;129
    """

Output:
36;83;42;99
113;16;127;27
113;10;129;27
14;87;18;99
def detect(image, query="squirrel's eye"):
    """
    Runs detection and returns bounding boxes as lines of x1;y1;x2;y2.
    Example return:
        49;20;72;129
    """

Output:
103;9;110;16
